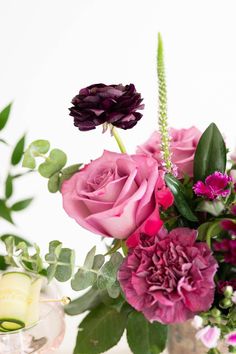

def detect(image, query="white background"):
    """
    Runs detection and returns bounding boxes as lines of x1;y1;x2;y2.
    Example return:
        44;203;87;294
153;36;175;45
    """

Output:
1;0;236;353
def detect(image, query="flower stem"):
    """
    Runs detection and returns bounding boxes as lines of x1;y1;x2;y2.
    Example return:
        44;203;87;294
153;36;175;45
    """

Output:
157;33;173;173
111;126;127;153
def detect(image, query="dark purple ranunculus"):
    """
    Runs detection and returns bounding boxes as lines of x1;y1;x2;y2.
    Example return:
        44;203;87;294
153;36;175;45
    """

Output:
69;83;144;131
214;239;236;265
118;227;218;324
217;279;236;294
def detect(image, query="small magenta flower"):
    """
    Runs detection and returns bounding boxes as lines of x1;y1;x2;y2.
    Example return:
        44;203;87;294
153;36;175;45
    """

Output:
193;172;232;200
225;331;236;346
196;326;221;348
221;220;236;235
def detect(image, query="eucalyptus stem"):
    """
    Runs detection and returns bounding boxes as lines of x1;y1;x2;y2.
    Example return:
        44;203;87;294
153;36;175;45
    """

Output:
157;33;173;173
110;126;127;154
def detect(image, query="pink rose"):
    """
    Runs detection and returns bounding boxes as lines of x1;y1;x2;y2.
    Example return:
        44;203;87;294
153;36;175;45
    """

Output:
137;126;201;177
61;150;173;239
118;227;218;324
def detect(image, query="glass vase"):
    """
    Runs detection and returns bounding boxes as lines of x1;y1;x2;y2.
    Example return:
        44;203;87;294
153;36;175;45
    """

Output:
167;321;228;354
0;280;65;354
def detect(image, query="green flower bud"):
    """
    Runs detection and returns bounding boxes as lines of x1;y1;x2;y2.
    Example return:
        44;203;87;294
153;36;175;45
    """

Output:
220;298;233;309
211;308;221;318
224;285;234;298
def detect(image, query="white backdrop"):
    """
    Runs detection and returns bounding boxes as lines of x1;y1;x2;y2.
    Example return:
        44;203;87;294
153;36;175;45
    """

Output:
1;0;236;352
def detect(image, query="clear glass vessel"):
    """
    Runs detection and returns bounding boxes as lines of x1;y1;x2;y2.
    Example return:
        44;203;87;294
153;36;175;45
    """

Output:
0;280;65;354
168;321;228;354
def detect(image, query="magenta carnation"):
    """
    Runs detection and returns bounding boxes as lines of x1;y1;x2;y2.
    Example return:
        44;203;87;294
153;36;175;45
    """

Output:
118;227;218;324
193;172;232;200
214;239;236;265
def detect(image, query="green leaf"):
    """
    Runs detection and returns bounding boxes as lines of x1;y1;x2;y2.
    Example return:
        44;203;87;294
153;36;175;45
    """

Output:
97;252;123;290
196;200;225;216
54;248;75;282
0;138;8;145
0;199;13;224
84;246;96;269
92;254;105;270
71;268;96;291
74;304;127;354
0;103;12;131
60;164;82;184
107;281;121;298
126;311;168;354
0;234;31;246
5;175;13;199
22;140;50;169
22;150;36;169
11;135;26;165
29;140;50;156
48;172;60;193
194;123;226;181
45;241;62;281
65;287;104;316
38;149;67;178
198;221;222;246
165;174;198;222
11;198;33;211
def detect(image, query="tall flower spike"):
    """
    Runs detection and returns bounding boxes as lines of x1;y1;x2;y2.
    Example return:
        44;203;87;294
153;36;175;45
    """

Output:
157;33;173;173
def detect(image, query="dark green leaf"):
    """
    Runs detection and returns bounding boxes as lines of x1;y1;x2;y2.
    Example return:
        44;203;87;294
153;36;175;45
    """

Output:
38;149;67;178
0;199;13;224
5;175;13;199
11;135;26;165
65;287;104;316
48;172;60;193
165;174;198;222
74;304;127;354
0;255;8;270
11;198;33;211
0;234;32;246
194;123;226;181
0;103;12;131
127;311;168;354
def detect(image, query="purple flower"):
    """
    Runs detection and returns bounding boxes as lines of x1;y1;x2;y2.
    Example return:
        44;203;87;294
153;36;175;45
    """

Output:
193;172;232;200
69;83;144;131
118;227;218;324
214;239;236;265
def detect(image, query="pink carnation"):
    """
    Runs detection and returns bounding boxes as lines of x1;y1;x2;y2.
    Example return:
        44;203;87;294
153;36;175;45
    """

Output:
118;227;218;324
193;172;231;200
137;127;201;177
61;150;173;239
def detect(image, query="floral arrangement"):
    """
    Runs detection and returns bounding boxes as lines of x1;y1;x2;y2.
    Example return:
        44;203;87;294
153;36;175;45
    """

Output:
2;34;236;354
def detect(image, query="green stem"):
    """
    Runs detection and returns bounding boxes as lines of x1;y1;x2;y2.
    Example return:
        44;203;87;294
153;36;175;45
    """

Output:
111;126;127;153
